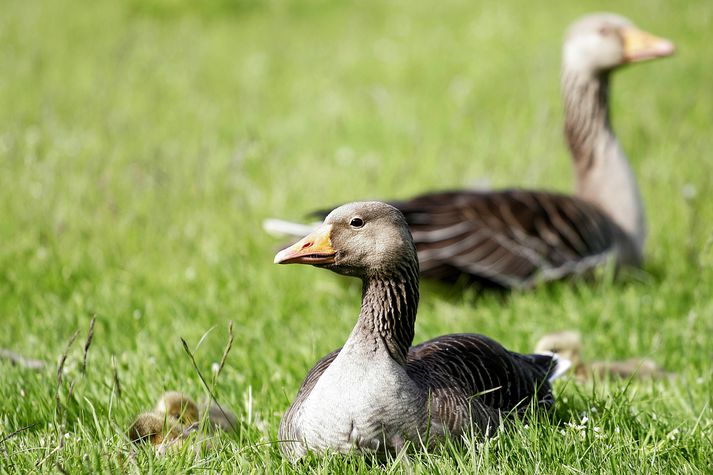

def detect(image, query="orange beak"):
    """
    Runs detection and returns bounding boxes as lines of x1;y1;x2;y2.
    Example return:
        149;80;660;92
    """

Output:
274;224;336;265
622;27;675;63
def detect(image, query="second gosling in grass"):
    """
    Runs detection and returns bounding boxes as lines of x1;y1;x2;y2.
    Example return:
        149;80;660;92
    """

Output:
535;331;672;380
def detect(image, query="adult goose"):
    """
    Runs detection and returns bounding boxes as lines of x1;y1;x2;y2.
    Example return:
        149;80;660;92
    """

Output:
274;202;568;460
265;14;674;289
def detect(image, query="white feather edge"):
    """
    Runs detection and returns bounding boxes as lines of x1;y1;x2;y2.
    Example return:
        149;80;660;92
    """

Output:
262;218;321;237
537;351;573;382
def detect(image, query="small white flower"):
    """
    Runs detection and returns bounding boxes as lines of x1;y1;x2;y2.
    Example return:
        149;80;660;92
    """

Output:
682;184;697;200
211;362;220;374
523;424;529;429
335;146;356;165
581;416;589;425
560;429;566;435
652;413;657;421
35;247;48;260
615;427;620;434
64;433;71;440
591;407;598;413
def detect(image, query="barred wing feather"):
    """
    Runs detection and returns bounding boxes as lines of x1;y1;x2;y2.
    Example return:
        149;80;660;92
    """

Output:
389;189;628;288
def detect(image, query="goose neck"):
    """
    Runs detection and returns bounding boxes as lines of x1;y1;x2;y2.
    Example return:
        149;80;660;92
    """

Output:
349;263;419;366
562;69;614;175
561;67;646;253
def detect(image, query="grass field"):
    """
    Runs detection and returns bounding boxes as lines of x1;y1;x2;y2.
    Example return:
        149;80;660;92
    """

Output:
1;0;712;472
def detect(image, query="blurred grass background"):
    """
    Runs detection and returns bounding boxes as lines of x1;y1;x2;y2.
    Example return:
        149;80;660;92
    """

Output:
0;0;711;472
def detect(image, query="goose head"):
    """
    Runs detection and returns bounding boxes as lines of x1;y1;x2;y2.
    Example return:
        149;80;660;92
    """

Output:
274;201;416;278
564;13;674;74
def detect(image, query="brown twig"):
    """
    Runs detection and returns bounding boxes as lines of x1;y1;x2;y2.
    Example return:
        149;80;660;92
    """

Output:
0;423;37;445
180;338;238;433
35;434;64;468
111;355;122;399
0;349;46;370
55;330;79;421
67;381;76;402
216;320;234;379
81;316;96;375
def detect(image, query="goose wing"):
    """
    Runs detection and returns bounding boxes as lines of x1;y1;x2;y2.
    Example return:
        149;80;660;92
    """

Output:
390;189;626;288
406;333;558;432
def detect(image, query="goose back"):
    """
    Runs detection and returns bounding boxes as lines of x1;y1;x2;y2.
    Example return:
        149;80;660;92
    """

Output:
391;189;638;287
407;333;557;432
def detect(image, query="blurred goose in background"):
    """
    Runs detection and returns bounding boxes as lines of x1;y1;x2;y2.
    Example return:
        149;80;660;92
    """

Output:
535;330;673;380
274;202;569;460
265;14;674;289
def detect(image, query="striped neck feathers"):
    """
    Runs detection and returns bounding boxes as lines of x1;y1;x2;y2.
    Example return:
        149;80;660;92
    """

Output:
350;260;420;366
563;70;612;174
562;68;646;252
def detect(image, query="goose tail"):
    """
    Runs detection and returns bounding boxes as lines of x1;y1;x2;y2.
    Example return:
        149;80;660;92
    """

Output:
539;351;572;382
263;218;321;237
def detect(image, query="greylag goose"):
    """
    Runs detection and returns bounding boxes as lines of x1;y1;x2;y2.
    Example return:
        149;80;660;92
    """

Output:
274;202;569;460
265;14;674;289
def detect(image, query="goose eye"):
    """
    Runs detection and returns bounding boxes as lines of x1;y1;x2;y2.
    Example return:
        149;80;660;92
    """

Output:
349;217;364;228
598;25;613;36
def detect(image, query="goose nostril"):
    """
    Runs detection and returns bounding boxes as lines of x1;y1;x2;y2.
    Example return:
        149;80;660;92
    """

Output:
301;242;313;250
